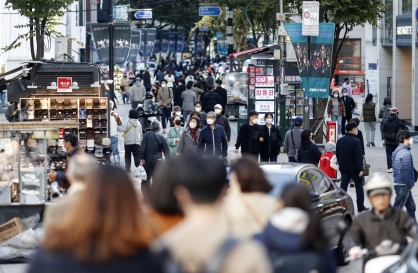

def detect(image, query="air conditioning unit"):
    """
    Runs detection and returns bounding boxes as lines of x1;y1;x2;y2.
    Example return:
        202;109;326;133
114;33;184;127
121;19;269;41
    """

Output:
55;38;72;61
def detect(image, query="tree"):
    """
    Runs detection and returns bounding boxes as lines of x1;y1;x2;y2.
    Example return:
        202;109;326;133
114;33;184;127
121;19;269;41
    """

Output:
2;0;76;60
288;0;385;143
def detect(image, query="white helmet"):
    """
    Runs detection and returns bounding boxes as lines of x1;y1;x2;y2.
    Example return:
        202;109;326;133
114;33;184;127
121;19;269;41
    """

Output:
364;173;393;196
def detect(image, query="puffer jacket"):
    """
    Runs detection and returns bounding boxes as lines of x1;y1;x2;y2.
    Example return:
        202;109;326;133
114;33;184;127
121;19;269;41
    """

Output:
381;116;408;145
392;144;415;187
336;133;363;172
139;131;170;161
117;118;142;145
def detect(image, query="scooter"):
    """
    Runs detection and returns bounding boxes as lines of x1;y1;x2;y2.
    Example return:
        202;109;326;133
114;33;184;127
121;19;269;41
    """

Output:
345;240;402;273
137;100;162;134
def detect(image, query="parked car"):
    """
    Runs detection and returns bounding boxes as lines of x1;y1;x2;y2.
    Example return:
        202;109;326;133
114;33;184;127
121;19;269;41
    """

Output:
226;163;355;266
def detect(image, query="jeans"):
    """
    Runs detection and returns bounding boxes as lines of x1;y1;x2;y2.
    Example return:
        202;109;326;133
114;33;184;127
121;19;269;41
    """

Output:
341;114;352;135
0;92;6;107
260;155;278;162
183;110;192;121
340;170;366;211
331;115;342;135
121;94;128;104
394;185;416;221
385;144;397;168
110;136;120;165
124;144;141;171
364;122;376;143
161;107;172;129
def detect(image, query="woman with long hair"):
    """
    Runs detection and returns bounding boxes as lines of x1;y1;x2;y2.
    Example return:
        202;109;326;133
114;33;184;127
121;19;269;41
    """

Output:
297;130;321;165
28;166;162;273
176;116;201;155
327;90;345;137
164;69;175;88
361;93;378;147
221;158;277;238
255;184;336;273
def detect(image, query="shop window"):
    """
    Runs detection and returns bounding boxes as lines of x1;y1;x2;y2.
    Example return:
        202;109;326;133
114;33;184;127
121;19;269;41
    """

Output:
400;0;412;14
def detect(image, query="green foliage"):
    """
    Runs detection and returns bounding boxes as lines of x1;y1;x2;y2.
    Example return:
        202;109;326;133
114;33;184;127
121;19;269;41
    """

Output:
2;0;76;60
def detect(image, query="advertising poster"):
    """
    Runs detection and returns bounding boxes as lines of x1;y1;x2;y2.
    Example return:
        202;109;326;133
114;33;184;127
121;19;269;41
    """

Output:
255;88;275;100
255;76;274;87
113;23;131;68
145;28;156;57
154;30;161;54
127;28;140;63
139;30;145;57
195;35;203;53
161;30;169;53
168;32;176;54
255;101;275;113
91;23;109;64
176;33;184;53
284;23;335;98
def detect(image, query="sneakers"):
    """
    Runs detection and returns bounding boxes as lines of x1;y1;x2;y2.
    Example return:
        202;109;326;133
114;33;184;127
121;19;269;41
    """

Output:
366;142;370;147
387;168;393;173
358;207;370;213
370;141;375;147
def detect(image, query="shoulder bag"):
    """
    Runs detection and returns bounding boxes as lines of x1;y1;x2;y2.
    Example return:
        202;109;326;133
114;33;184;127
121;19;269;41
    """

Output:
363;157;370;176
291;130;299;162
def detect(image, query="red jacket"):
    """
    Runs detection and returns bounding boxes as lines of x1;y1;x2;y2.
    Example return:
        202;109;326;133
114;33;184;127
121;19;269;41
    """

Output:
319;151;337;179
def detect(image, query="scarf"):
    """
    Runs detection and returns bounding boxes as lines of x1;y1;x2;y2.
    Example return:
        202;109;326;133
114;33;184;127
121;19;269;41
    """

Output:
190;129;198;145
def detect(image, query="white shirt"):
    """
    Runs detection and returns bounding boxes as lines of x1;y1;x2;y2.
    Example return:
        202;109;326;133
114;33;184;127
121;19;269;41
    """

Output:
164;74;175;88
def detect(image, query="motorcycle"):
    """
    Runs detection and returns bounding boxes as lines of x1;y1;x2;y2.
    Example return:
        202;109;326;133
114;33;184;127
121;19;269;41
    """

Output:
137;99;162;134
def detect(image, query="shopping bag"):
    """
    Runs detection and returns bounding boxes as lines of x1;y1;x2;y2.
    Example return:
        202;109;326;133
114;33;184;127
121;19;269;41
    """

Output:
134;165;147;181
363;158;370;176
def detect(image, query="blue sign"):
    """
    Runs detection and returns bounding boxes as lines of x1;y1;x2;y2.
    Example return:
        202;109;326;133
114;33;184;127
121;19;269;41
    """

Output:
199;6;222;16
134;10;152;19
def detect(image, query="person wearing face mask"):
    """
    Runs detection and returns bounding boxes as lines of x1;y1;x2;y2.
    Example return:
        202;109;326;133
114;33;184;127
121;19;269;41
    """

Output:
168;106;185;128
197;111;228;161
176;117;201;156
156;79;173;133
260;113;282;162
193;101;207;127
181;81;197;119
392;130;417;220
166;115;185;156
120;73;130;104
341;88;355;135
327;90;345;138
214;104;231;144
360;93;378;147
235;110;265;160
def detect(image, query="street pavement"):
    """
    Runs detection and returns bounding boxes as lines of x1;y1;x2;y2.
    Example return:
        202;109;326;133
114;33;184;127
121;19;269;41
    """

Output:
0;95;417;272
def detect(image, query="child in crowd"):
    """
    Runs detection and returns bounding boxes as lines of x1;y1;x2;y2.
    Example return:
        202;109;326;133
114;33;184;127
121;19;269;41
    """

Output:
319;141;339;179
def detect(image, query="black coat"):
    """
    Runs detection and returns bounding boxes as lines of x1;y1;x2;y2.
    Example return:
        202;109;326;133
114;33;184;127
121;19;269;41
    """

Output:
142;71;152;90
214;86;227;109
260;125;283;157
139;131;170;161
235;123;265;154
27;247;164;273
215;115;231;141
173;85;186;108
342;96;355;117
381;116;408;145
336;133;363;173
201;91;222;113
356;129;365;156
298;142;322;165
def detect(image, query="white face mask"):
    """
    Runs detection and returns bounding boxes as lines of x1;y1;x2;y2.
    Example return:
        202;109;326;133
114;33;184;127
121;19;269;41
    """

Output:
334;94;339;98
162;84;167;88
252;118;259;124
342;93;347;96
189;122;197;129
265;118;273;124
195;107;201;112
175;111;181;116
215;109;222;114
207;118;214;125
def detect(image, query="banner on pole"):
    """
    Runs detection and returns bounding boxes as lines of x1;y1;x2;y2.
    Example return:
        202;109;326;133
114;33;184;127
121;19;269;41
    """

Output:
154;30;161;54
161;30;169;53
176;33;184;53
195;35;203;53
284;23;335;98
128;28;140;63
113;23;131;68
168;32;176;54
145;28;156;57
91;23;110;64
139;30;145;57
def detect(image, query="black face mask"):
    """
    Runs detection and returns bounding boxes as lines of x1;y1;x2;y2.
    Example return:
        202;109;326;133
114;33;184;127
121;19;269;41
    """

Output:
175;120;182;125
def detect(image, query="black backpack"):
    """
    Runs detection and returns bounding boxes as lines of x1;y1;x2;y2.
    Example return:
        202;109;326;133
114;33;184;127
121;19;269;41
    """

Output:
159;238;239;273
384;120;399;141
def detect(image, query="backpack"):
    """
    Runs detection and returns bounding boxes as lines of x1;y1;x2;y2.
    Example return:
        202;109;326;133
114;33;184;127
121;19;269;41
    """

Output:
159;238;239;273
379;105;391;120
384;120;399;141
272;251;325;273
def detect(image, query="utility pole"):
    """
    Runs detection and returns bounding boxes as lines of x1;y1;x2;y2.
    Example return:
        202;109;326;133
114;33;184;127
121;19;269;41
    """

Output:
108;0;114;128
278;0;286;138
226;7;233;56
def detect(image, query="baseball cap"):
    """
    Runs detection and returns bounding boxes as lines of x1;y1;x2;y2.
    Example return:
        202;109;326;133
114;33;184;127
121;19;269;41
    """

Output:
102;138;111;147
295;116;304;125
48;139;57;147
79;108;87;119
87;139;95;150
94;145;103;157
57;139;64;147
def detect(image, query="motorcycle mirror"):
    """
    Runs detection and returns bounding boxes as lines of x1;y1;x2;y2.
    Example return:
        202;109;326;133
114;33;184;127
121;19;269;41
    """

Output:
138;104;143;108
336;220;348;235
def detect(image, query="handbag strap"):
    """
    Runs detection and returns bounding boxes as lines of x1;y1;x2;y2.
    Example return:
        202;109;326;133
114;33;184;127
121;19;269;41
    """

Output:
290;130;296;153
237;194;265;229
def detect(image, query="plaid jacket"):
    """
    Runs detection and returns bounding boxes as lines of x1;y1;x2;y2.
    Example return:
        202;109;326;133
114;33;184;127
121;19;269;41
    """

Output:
327;98;346;116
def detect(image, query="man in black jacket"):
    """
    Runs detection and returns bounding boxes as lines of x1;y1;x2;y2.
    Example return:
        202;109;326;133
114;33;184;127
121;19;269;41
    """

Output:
214;79;227;115
336;122;368;213
382;107;408;173
197;111;228;160
173;79;185;108
341;88;355;135
235;110;265;160
214;104;231;144
201;85;222;113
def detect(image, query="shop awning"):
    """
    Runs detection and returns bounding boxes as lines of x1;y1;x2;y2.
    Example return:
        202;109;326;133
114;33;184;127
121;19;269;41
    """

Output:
229;46;269;59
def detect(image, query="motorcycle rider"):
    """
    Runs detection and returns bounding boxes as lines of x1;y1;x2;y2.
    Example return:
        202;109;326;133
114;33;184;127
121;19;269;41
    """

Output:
346;173;417;263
